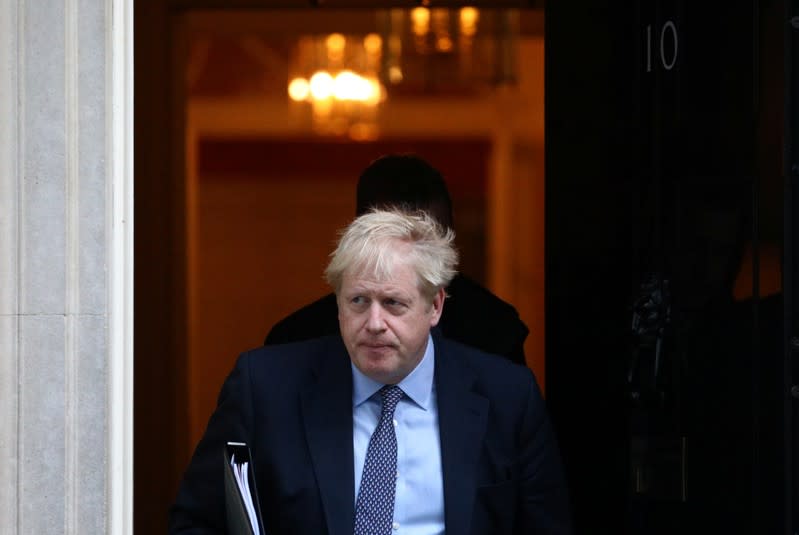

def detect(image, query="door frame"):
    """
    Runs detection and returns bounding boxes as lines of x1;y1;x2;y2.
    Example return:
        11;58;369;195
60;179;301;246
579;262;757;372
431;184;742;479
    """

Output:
135;3;544;533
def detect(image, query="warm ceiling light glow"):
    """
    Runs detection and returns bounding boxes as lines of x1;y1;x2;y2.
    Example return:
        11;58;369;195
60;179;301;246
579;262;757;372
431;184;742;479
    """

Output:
326;33;346;62
311;98;333;117
333;70;363;100
332;71;380;102
301;69;384;104
364;78;383;105
436;36;453;52
309;71;334;100
388;65;403;84
326;33;346;52
411;7;430;36
287;77;310;101
459;7;479;36
363;33;382;55
288;31;391;139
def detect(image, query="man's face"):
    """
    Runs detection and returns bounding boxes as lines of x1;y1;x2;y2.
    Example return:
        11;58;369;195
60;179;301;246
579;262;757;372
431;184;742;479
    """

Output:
337;257;444;385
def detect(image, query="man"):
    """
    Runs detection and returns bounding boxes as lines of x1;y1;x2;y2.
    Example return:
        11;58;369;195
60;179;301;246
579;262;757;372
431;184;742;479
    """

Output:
170;210;571;534
265;154;529;366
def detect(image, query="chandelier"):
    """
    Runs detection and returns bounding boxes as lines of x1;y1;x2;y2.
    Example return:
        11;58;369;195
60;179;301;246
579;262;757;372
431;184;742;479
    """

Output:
378;8;519;91
286;8;519;140
287;32;385;140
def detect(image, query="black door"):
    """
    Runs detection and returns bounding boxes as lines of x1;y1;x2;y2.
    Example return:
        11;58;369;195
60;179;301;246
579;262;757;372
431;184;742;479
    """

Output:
545;1;795;533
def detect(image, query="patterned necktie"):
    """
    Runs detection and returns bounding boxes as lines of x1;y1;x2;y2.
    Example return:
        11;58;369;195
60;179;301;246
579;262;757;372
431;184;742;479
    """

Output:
354;385;404;535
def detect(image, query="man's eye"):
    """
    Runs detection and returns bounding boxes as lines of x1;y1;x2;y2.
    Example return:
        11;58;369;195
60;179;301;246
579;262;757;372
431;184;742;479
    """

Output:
351;296;366;305
385;299;404;308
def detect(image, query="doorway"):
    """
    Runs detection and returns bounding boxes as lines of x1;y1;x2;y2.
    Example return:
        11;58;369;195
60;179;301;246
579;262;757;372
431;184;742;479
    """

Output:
135;5;545;534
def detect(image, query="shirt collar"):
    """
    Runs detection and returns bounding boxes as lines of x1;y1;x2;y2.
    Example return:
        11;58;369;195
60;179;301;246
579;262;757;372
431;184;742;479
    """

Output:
351;333;435;411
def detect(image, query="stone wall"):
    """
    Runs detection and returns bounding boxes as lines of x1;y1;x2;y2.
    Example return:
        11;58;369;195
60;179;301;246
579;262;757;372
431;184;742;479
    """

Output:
0;0;133;533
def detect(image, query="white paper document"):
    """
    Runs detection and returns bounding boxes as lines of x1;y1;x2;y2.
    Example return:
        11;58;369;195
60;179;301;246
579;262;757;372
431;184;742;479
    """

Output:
230;453;260;535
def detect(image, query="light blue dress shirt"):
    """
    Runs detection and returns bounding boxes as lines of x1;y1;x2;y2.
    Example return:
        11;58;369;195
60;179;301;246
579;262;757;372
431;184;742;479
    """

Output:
351;334;445;534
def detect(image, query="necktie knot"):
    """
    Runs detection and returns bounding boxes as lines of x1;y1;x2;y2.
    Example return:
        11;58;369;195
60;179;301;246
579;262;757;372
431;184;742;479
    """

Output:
379;385;403;416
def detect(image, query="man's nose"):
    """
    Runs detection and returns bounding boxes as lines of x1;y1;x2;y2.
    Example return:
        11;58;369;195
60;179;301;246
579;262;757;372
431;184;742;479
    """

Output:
365;303;386;332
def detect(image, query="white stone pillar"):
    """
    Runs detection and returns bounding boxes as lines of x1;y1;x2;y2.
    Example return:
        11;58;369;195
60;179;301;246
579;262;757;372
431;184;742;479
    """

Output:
0;0;133;533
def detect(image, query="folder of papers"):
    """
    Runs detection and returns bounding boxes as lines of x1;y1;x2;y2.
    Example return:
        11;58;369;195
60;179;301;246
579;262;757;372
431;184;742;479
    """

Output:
223;442;265;535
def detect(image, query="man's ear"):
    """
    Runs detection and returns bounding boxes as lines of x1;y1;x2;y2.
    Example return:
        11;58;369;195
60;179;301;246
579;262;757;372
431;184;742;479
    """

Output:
429;287;446;327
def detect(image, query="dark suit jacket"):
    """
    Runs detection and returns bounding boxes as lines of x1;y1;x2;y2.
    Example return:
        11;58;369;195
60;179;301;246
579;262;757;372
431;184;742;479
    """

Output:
265;274;530;366
169;334;571;535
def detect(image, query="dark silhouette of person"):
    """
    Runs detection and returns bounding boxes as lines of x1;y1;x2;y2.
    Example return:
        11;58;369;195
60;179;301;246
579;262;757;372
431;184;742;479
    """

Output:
264;154;530;366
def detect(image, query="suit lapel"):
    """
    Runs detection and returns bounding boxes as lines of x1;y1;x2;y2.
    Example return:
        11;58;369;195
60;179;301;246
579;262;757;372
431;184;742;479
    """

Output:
301;337;355;535
434;335;489;535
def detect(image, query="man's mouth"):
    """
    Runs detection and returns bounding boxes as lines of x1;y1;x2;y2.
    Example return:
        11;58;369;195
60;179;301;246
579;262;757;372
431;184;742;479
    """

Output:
361;342;394;349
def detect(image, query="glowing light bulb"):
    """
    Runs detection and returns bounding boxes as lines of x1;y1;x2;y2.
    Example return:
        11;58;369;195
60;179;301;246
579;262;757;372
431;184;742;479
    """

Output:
309;71;334;100
326;33;346;52
460;7;479;36
287;77;310;101
388;66;403;84
364;33;382;55
333;70;362;101
364;78;382;105
411;7;430;36
436;36;453;52
326;33;346;62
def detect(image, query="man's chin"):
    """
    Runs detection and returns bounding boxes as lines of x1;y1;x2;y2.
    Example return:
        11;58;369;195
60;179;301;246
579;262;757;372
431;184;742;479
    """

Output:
355;352;403;382
359;350;396;368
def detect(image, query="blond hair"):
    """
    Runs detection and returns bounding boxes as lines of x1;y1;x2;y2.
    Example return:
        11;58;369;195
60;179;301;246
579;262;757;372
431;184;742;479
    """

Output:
325;209;459;300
